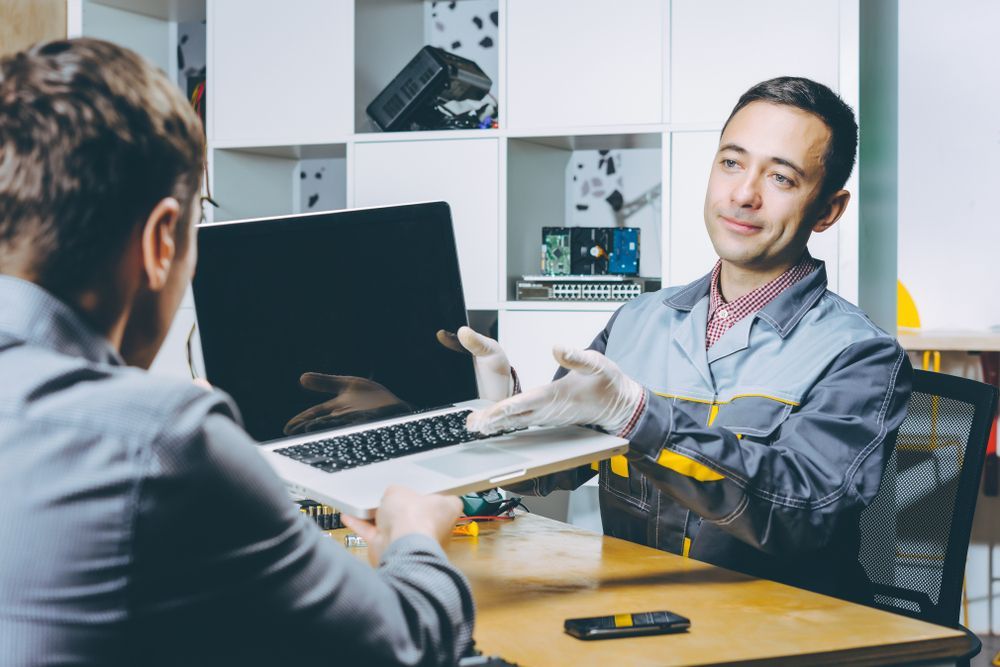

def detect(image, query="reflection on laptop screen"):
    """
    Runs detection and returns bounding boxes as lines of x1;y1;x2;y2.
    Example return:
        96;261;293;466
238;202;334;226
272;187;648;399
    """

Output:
192;202;478;442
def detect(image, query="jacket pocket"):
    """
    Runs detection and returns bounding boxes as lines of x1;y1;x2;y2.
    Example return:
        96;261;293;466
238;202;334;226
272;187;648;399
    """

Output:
711;395;794;443
599;458;650;511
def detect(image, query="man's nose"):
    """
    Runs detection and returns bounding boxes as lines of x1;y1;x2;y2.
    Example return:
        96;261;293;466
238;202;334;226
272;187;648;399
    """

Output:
731;172;762;209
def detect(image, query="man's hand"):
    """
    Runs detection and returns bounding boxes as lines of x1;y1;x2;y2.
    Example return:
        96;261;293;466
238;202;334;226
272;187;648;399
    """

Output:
465;345;643;435
436;326;514;401
341;486;463;566
283;374;412;435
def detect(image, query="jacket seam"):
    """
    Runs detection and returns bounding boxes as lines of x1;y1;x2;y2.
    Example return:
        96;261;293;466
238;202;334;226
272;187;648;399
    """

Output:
713;493;749;526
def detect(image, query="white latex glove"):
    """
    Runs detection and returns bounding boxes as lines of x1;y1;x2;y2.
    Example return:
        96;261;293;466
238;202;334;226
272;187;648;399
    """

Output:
456;326;515;401
466;344;644;435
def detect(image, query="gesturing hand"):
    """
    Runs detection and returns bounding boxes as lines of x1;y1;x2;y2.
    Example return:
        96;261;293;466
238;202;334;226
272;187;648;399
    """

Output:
465;345;643;435
436;326;514;401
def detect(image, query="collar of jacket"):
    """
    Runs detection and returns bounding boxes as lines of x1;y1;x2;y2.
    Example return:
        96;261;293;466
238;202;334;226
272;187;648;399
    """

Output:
0;274;125;366
662;259;828;339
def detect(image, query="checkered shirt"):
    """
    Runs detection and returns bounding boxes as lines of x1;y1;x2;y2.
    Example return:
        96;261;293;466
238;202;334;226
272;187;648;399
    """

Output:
705;254;821;349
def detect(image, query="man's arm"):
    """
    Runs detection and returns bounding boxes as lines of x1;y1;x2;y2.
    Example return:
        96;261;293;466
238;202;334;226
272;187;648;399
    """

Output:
131;410;474;666
624;337;912;554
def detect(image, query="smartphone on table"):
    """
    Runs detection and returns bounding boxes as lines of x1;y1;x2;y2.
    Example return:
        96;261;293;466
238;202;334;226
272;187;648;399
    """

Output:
564;610;690;640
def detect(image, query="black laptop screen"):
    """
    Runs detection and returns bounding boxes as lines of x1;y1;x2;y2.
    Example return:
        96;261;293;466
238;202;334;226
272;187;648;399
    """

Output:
192;202;479;442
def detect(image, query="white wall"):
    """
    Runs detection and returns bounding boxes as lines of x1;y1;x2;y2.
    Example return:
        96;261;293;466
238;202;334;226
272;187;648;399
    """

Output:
82;1;172;75
897;0;1000;332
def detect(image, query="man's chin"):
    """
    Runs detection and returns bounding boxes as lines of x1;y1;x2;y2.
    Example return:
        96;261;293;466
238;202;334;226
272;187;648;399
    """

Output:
711;240;762;267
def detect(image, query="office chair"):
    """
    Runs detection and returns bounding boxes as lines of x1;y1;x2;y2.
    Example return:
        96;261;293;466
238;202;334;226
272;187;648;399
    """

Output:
857;369;998;664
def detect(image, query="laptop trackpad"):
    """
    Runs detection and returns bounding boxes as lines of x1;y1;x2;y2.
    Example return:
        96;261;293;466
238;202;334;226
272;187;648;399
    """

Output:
416;445;530;478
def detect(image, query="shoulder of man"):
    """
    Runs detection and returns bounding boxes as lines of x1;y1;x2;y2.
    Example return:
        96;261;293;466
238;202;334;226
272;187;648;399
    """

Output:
808;288;901;346
7;344;244;453
97;367;243;452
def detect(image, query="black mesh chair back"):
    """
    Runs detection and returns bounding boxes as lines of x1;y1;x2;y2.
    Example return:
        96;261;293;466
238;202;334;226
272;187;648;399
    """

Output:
858;369;997;627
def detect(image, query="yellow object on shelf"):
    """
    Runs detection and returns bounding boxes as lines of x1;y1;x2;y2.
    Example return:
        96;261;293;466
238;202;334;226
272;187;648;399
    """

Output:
898;280;921;329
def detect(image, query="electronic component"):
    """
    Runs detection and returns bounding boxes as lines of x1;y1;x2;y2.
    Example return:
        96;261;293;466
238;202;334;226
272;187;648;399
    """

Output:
609;228;640;275
570;227;613;275
564;610;690;640
541;227;572;275
297;499;342;530
366;46;493;132
542;227;641;276
344;534;367;548
516;275;661;302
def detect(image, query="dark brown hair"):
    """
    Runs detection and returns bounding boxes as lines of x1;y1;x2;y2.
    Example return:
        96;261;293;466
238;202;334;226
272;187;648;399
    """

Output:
0;38;204;297
723;76;858;199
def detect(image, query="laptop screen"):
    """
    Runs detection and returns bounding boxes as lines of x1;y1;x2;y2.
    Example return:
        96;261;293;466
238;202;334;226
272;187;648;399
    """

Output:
192;202;479;443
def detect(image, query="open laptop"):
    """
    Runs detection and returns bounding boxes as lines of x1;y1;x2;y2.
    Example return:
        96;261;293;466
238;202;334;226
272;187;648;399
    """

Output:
192;202;627;517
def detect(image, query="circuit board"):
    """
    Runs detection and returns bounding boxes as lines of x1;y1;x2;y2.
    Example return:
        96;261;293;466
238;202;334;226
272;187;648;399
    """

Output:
542;227;572;275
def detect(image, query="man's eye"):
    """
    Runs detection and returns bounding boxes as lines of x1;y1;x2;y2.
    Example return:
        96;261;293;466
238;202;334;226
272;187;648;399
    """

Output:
721;159;738;169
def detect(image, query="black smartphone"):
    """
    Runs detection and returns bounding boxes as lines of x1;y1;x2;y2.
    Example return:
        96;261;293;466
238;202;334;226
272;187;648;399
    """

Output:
564;610;690;640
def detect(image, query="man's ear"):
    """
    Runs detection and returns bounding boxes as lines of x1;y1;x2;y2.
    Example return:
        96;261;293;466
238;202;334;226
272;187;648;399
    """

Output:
811;189;851;233
140;197;181;291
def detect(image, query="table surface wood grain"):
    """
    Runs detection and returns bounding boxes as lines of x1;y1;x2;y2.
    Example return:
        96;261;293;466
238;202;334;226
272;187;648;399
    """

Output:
337;512;970;666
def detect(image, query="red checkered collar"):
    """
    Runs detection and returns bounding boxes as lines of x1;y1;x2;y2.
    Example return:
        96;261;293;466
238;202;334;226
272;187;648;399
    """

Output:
706;252;821;348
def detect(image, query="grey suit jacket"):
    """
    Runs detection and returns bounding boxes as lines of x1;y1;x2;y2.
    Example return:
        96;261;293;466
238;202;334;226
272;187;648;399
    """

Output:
0;276;474;666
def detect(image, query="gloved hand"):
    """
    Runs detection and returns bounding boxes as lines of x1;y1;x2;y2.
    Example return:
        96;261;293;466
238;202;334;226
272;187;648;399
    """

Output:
465;345;644;435
283;373;412;435
436;326;514;401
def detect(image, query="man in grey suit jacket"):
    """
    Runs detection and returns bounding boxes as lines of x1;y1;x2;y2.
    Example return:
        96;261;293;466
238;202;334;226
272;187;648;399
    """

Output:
0;38;473;666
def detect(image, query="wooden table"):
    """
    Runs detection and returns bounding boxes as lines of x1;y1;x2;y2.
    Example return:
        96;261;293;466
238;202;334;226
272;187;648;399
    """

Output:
338;514;971;666
897;328;1000;353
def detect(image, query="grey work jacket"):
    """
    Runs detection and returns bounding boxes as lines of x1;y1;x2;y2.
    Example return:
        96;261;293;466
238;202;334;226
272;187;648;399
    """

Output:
510;263;912;601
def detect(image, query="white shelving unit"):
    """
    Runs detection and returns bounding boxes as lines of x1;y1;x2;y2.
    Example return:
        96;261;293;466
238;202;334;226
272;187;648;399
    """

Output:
68;0;873;388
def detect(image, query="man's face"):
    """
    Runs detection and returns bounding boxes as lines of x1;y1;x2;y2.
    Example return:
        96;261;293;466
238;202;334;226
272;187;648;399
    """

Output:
703;101;832;271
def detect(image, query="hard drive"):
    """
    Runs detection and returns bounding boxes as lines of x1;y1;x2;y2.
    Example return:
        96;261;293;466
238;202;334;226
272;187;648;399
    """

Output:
570;227;612;275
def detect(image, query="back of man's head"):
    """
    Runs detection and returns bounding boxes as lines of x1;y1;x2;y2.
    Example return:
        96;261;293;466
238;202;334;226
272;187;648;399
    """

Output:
0;38;204;301
723;76;858;199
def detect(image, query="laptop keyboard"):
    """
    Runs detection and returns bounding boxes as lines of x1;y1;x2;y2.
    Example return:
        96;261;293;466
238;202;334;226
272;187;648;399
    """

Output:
274;409;491;473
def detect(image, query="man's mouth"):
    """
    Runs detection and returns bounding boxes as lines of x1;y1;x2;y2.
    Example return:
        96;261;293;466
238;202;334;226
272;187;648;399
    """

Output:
719;215;762;235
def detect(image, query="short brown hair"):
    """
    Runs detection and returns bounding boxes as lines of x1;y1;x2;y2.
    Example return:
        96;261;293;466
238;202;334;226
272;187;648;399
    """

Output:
0;38;204;297
722;77;858;199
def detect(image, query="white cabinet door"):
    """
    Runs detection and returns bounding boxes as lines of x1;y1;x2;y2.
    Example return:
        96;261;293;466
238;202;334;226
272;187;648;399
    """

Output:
499;310;615;390
506;0;665;129
210;0;353;145
353;139;499;310
668;131;718;286
669;131;840;289
669;0;841;124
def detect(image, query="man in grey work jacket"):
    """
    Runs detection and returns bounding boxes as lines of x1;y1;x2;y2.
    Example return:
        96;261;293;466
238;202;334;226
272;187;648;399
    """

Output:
0;39;473;665
456;76;913;602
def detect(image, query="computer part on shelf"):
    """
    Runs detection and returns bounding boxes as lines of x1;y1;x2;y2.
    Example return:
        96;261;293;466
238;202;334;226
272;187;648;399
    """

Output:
541;226;641;277
517;275;661;302
609;228;640;275
542;227;572;275
570;227;613;275
366;46;493;132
